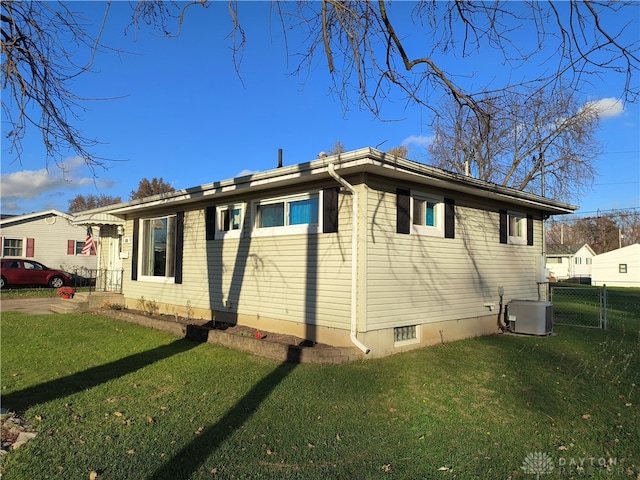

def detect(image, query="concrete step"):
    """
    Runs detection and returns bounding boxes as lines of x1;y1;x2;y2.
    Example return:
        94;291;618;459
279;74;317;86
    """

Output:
49;298;89;314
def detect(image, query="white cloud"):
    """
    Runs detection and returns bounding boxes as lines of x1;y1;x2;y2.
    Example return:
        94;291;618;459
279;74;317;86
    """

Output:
235;169;259;178
0;156;107;211
584;97;624;119
0;168;68;200
401;135;434;148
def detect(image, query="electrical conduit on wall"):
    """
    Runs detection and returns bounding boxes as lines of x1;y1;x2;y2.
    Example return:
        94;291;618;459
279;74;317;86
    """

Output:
327;162;370;354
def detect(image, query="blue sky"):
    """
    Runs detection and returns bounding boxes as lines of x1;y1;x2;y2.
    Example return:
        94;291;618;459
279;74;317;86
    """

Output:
1;1;638;217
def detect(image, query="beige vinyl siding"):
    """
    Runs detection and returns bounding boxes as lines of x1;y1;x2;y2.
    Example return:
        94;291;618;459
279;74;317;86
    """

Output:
208;192;353;329
122;189;353;329
1;214;98;272
122;210;212;312
364;178;543;330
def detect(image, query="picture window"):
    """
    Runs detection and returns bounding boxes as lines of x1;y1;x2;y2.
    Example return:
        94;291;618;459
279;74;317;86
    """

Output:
140;215;176;280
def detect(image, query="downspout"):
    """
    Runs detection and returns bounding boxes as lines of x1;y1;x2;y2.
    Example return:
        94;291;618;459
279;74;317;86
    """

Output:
327;163;371;354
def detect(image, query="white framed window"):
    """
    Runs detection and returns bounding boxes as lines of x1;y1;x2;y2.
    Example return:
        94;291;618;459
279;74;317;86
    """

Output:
586;258;592;265
3;238;23;256
411;192;444;237
215;203;244;239
507;211;527;245
75;241;85;255
139;215;177;282
619;264;628;274
394;325;418;346
574;257;582;265
252;192;321;237
547;256;562;264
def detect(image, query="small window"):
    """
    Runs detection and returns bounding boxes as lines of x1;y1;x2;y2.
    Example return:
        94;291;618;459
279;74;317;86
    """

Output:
215;203;244;238
75;241;85;255
574;257;582;265
508;212;526;243
547;257;562;264
586;258;592;265
3;238;23;257
252;192;320;237
619;264;628;274
394;325;417;344
411;192;444;237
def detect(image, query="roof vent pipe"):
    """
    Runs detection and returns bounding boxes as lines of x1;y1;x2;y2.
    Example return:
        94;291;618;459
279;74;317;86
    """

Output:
327;162;371;355
277;148;283;168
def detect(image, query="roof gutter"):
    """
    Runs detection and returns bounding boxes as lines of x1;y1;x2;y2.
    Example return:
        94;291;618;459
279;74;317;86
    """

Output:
327;162;370;355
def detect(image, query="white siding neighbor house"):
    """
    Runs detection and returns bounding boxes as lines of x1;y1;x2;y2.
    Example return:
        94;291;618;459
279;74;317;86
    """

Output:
591;244;640;288
0;210;98;273
99;148;577;358
546;243;596;281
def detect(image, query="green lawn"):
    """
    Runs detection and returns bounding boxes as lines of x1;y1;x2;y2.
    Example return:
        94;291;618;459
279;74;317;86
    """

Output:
1;313;639;479
551;284;640;331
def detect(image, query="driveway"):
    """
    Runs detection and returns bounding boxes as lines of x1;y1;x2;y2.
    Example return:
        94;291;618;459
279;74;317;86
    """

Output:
0;298;55;315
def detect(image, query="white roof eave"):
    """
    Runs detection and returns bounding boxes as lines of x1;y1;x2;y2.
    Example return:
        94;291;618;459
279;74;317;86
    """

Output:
105;148;577;217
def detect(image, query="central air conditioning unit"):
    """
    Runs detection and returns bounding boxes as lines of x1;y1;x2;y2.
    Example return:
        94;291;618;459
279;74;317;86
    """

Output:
507;300;553;336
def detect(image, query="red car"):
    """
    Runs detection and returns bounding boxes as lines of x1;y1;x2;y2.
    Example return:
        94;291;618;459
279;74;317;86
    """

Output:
0;259;73;289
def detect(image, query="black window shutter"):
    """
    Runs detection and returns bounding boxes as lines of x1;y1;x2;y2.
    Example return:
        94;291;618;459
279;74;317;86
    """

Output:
444;198;455;239
499;210;508;244
323;187;339;233
131;218;139;280
174;211;184;284
205;206;216;240
527;214;534;246
397;188;410;234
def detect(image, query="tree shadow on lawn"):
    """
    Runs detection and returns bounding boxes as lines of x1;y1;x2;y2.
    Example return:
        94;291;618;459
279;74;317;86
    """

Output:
3;338;200;413
148;347;301;480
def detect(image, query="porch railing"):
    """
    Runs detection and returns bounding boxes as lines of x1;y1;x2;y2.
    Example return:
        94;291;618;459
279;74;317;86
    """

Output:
71;268;123;294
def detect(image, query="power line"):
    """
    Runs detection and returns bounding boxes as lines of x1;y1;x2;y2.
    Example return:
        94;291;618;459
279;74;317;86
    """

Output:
549;206;639;219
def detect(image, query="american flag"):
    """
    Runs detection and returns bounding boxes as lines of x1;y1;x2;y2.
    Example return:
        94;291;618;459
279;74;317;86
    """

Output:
81;226;95;255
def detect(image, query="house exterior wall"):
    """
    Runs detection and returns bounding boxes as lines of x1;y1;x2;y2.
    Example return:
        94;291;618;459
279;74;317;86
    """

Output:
120;183;355;346
546;256;571;280
0;213;98;273
545;244;594;280
591;244;640;287
572;245;594;278
359;176;545;355
113;161;560;358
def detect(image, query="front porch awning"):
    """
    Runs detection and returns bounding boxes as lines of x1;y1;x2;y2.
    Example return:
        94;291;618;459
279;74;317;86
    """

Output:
71;212;125;227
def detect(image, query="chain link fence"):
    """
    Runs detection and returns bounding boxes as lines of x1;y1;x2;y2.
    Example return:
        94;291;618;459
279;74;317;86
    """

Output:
551;284;640;331
550;285;607;329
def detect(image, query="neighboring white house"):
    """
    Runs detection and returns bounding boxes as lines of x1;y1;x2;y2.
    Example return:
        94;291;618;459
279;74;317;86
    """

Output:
546;243;596;281
0;209;98;273
591;244;640;287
